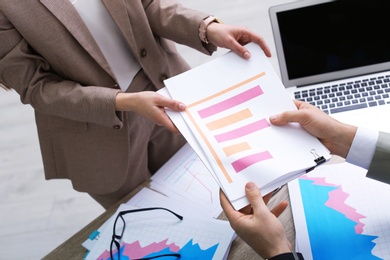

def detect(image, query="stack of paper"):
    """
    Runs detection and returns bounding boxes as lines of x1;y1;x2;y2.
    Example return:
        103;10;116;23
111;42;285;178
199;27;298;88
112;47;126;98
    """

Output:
150;143;222;218
162;43;331;210
83;143;235;259
84;203;235;260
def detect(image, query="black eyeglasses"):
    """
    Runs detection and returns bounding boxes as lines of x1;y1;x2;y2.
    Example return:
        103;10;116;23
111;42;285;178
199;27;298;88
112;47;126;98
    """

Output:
110;207;184;260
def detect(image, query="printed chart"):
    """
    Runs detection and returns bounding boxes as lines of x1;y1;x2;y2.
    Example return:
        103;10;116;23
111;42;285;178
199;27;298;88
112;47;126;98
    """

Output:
151;143;222;217
185;73;273;184
86;204;234;260
97;236;219;260
165;42;330;209
289;162;390;260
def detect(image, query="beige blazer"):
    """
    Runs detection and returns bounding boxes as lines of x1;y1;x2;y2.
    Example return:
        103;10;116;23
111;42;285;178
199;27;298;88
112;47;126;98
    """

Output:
0;0;215;193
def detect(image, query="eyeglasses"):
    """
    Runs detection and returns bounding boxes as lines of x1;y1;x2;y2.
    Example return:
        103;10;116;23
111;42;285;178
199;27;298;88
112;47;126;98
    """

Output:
110;207;184;260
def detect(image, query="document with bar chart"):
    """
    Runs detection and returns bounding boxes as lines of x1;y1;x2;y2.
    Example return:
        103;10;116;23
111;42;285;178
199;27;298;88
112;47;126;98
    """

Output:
164;43;331;209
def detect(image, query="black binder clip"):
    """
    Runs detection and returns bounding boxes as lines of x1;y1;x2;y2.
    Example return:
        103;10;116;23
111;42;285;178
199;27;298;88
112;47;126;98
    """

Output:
311;149;326;165
306;149;326;173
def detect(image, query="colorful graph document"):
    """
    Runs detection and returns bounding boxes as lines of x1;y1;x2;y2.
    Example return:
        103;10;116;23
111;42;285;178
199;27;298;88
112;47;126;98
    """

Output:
150;143;222;218
164;43;330;209
289;162;390;260
83;144;232;258
85;203;235;260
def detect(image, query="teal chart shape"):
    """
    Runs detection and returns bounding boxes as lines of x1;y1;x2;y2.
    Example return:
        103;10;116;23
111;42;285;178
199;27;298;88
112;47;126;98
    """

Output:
299;178;380;260
98;238;218;260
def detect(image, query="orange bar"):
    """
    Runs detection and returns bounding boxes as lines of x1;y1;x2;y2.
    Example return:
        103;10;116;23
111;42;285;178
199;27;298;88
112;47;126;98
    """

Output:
185;108;233;183
206;108;252;131
223;142;251;157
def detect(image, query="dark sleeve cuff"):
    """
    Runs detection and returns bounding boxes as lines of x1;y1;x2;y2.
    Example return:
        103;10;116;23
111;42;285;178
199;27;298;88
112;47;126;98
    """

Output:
366;131;390;184
269;252;304;260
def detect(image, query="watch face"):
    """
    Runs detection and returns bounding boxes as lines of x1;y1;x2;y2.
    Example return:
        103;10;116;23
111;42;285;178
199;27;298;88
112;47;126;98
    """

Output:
215;17;222;24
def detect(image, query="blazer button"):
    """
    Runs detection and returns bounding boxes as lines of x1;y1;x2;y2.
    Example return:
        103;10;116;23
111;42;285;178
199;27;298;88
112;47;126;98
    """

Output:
160;74;168;82
113;125;120;130
140;49;147;57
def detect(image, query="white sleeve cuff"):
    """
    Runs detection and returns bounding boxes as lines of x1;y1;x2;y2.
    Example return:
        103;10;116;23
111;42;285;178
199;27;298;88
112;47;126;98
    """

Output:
346;127;379;169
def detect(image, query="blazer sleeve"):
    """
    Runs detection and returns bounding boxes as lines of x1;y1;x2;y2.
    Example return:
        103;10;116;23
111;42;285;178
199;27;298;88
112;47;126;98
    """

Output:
143;0;217;55
366;131;390;184
0;10;123;129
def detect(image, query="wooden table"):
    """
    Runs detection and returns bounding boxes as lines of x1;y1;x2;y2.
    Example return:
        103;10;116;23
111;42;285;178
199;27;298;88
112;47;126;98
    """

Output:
43;157;343;260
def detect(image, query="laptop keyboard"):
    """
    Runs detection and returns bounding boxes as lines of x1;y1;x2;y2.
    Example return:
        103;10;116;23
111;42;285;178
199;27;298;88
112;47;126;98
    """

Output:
294;74;390;114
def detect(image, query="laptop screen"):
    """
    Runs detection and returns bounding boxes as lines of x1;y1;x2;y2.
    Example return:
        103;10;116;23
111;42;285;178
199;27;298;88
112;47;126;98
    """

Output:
270;0;390;87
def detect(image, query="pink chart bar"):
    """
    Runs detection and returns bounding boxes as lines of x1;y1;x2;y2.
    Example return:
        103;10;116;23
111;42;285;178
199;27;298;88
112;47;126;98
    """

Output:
231;151;273;173
214;119;270;143
198;86;263;119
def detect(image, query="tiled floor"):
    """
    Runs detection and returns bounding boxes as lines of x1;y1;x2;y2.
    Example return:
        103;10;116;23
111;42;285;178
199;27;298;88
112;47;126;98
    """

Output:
0;0;294;259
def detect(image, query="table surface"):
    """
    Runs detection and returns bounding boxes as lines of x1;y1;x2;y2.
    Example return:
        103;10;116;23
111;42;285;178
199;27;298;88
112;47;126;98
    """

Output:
42;184;292;260
43;156;343;260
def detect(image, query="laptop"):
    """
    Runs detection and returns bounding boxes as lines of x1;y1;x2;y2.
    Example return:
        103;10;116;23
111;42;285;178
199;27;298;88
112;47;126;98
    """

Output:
269;0;390;132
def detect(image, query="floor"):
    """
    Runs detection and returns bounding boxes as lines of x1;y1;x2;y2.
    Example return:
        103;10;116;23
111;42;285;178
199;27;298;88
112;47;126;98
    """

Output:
0;0;294;259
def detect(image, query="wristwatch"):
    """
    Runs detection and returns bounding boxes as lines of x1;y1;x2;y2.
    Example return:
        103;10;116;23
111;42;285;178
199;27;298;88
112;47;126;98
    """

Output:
199;16;222;44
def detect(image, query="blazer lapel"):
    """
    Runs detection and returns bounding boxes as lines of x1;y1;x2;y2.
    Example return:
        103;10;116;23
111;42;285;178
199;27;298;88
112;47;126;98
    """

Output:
39;0;115;79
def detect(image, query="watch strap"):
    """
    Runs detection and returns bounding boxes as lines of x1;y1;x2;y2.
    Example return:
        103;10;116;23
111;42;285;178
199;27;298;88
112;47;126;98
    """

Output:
199;16;221;44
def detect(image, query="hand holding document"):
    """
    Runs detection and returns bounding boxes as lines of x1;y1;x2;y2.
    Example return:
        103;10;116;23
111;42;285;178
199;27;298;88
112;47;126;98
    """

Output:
161;43;331;209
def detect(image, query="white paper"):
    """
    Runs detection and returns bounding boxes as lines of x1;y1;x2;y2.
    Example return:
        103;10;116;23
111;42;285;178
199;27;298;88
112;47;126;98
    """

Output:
289;162;390;260
150;143;222;218
164;43;330;209
85;203;235;260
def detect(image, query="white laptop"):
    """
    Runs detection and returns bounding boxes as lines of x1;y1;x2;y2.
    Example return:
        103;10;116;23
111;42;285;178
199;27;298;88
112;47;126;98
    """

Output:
269;0;390;132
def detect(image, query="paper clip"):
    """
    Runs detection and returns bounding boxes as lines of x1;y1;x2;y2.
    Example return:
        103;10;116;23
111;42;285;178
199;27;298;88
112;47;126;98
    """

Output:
310;149;326;164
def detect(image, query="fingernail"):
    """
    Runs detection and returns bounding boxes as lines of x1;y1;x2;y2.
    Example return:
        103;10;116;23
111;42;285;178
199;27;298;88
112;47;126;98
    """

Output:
246;182;257;190
179;103;186;110
243;52;251;59
270;115;278;121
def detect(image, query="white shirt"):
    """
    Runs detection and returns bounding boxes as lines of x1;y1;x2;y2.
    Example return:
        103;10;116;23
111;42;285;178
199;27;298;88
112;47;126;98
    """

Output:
346;127;379;170
71;0;141;91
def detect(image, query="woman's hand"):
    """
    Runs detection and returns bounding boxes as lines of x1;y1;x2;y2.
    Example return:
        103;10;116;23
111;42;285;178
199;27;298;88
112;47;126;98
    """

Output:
115;91;185;133
206;22;271;59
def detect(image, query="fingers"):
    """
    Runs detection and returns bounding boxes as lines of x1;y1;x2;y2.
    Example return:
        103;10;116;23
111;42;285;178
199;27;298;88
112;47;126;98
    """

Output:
147;93;184;133
220;188;241;221
233;27;271;58
262;192;273;205
155;109;180;133
208;23;271;59
269;110;303;126
228;40;251;59
270;201;288;218
252;35;272;57
222;182;287;223
269;99;313;126
293;99;305;108
245;182;268;214
233;33;271;59
165;99;186;112
262;189;288;217
158;95;186;112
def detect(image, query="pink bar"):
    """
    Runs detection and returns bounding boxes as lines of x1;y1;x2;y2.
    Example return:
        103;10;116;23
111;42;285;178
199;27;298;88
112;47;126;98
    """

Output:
231;151;273;173
198;86;263;119
214;119;270;143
